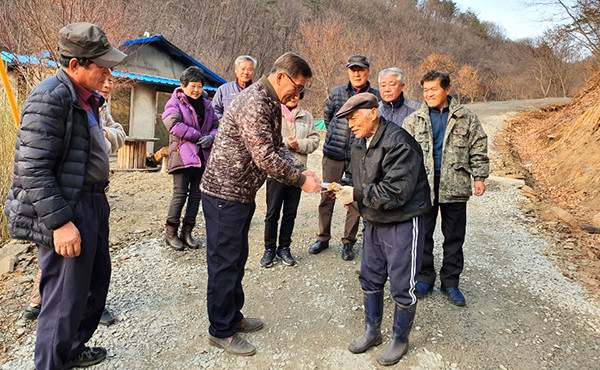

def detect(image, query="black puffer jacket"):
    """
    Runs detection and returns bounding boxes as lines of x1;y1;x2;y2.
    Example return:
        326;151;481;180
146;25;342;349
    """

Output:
322;82;380;161
347;117;431;227
4;69;93;248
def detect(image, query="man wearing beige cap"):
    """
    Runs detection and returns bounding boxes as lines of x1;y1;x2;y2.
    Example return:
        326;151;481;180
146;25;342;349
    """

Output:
330;93;431;365
309;54;381;261
4;22;126;369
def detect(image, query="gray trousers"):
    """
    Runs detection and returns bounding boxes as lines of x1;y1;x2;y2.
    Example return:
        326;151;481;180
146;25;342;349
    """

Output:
167;167;203;223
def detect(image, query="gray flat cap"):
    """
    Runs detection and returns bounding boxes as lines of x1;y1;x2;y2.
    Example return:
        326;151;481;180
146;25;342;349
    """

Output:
58;22;126;68
336;93;379;118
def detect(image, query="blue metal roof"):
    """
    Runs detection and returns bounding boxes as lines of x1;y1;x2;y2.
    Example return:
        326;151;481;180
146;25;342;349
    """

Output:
111;71;216;91
1;50;218;91
121;34;226;86
1;51;57;67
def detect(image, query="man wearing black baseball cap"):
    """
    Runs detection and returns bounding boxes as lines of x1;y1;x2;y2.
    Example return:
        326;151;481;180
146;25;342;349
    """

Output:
309;54;381;261
5;22;126;369
330;93;431;366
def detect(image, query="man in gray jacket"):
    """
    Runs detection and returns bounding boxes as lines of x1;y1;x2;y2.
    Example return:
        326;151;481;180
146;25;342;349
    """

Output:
378;67;420;126
212;55;257;119
403;71;489;306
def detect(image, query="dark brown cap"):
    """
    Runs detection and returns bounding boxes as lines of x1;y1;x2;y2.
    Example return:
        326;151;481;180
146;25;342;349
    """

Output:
57;23;126;68
346;54;370;69
336;93;379;118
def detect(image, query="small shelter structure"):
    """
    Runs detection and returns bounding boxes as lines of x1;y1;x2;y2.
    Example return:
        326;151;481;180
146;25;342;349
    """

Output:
1;35;226;167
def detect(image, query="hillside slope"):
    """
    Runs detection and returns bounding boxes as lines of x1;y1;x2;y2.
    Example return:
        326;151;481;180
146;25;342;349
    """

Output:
503;72;600;259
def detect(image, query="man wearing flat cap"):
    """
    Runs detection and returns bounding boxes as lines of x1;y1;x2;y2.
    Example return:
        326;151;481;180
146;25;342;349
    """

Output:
4;22;126;369
309;54;381;261
330;93;431;366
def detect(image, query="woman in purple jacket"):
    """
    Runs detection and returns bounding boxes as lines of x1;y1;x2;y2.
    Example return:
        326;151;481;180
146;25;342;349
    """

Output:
162;67;219;250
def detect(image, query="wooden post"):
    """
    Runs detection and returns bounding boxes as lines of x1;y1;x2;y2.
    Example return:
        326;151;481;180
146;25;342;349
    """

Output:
117;137;159;170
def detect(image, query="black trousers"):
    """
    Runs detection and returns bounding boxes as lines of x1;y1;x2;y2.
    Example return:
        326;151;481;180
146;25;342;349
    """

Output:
264;178;302;250
166;167;203;223
35;191;110;370
417;174;467;288
202;194;255;338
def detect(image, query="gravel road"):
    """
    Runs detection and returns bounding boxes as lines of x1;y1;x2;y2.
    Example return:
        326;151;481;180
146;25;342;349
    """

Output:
3;98;599;370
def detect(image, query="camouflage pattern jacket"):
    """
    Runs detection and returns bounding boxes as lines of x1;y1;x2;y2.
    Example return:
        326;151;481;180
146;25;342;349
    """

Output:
403;98;489;204
200;76;306;204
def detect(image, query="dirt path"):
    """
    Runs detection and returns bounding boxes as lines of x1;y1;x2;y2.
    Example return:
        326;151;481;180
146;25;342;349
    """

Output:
2;98;599;369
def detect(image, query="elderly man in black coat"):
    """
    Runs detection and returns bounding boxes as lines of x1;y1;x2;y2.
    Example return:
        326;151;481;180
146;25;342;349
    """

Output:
331;93;431;366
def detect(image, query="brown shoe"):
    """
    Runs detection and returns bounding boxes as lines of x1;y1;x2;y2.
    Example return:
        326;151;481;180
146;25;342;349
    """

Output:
235;317;263;333
208;333;256;356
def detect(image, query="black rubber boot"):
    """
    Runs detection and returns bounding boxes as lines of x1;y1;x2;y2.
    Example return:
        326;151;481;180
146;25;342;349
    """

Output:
349;291;384;353
165;220;184;251
180;220;200;249
377;302;417;366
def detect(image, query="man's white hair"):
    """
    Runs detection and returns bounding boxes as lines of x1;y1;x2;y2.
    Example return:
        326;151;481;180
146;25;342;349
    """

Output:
360;108;373;117
378;67;405;85
234;55;257;68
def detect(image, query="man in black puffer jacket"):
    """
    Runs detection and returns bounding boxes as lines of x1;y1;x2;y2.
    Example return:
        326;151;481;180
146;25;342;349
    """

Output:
309;54;381;261
330;93;431;366
4;23;126;370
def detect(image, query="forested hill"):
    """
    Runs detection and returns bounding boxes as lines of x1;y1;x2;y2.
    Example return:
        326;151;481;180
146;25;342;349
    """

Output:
0;0;592;114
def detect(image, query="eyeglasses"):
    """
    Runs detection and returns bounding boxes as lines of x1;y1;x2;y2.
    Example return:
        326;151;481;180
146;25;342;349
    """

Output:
283;73;308;94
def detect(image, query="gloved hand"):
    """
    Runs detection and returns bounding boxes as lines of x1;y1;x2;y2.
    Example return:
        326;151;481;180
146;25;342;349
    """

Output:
333;184;354;205
197;135;214;149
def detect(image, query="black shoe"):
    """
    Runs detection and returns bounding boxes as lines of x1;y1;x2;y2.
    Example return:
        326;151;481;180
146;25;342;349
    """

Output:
66;347;107;369
342;243;354;261
99;308;115;326
23;305;41;320
308;241;329;254
260;249;276;268
276;247;296;266
441;286;466;306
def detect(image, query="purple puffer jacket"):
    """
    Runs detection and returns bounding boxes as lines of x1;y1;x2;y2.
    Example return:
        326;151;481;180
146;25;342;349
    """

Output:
162;88;219;173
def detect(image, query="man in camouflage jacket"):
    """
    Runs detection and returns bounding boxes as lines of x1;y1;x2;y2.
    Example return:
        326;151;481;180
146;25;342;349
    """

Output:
403;71;489;306
200;52;321;356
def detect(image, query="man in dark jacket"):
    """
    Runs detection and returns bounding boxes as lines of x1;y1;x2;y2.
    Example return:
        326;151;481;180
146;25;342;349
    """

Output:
378;67;421;126
4;23;126;369
309;54;381;261
331;93;431;366
200;52;322;356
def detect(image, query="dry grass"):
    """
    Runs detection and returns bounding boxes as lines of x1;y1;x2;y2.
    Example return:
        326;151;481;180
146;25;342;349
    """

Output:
504;72;600;260
0;104;17;244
